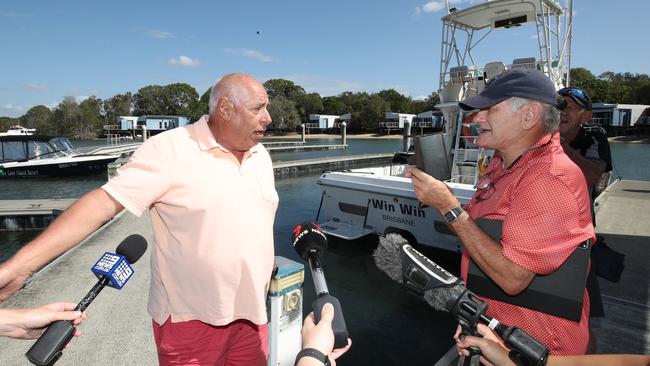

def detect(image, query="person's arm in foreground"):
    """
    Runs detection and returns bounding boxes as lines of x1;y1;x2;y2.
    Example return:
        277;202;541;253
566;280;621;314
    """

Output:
298;303;352;366
0;189;124;301
0;302;86;339
457;324;650;366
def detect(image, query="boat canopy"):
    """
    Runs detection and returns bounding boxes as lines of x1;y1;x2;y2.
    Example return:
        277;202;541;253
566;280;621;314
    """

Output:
442;0;564;30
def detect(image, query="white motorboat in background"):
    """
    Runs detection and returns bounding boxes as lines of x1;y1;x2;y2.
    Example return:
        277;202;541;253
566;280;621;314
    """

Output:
0;125;36;136
0;134;119;178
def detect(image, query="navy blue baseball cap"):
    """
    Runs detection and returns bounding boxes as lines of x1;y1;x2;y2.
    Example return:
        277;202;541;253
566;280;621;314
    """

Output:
459;68;559;110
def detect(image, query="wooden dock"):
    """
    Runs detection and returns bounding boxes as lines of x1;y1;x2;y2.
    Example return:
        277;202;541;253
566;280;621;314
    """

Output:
0;199;75;231
591;179;650;354
272;153;394;177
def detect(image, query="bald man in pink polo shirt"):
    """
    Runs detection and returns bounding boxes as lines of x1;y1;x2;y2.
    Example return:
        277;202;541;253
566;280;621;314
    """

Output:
0;73;278;365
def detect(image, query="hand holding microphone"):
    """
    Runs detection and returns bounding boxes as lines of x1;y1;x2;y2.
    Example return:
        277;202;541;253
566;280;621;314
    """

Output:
25;234;148;366
291;222;349;349
373;234;549;366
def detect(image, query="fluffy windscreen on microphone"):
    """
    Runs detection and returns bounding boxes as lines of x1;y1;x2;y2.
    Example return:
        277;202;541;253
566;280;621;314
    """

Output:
373;233;407;284
374;233;467;313
291;222;328;260
116;234;148;264
423;282;466;313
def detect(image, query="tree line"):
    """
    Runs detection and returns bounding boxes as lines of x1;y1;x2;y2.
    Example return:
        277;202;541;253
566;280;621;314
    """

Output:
2;68;649;137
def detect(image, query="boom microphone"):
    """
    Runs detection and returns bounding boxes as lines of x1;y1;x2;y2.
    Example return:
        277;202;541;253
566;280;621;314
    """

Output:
25;234;148;366
291;222;348;349
374;234;549;366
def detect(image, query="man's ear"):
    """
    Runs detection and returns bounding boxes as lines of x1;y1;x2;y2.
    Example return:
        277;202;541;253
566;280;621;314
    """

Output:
581;110;593;123
217;97;234;120
521;102;542;130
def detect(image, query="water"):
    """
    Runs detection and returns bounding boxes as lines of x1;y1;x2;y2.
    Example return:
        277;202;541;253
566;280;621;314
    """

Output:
1;139;649;364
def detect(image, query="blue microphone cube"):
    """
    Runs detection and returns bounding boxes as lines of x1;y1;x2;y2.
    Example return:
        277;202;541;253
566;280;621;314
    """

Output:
91;252;134;289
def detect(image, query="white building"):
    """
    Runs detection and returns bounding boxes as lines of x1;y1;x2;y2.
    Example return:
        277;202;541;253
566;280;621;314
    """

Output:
591;103;650;127
308;114;340;129
414;110;444;129
380;112;416;130
118;116;139;131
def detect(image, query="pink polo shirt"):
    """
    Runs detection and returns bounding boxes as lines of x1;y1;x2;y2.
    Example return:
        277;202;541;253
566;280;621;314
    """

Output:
102;116;278;326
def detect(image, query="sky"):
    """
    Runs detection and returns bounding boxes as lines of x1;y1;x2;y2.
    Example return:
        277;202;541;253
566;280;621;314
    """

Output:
1;0;648;118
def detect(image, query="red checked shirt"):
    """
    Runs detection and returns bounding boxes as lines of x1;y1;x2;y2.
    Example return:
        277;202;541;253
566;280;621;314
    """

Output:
461;133;595;355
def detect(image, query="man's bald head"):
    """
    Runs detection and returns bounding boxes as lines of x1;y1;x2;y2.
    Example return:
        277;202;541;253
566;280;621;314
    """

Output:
208;73;262;117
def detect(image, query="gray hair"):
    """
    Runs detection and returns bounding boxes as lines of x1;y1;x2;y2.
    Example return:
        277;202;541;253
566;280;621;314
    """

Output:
509;97;560;133
208;73;248;116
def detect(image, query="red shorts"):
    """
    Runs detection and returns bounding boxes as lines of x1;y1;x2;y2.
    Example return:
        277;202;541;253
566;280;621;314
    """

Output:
152;317;268;366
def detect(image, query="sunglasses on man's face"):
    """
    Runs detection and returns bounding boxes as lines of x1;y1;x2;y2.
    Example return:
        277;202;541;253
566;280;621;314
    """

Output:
558;87;590;110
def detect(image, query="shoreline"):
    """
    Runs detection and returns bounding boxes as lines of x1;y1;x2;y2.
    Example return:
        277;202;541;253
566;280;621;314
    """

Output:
263;132;403;140
263;133;650;143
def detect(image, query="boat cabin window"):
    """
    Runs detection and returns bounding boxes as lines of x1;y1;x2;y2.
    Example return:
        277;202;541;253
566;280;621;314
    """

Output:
28;141;54;159
1;141;26;162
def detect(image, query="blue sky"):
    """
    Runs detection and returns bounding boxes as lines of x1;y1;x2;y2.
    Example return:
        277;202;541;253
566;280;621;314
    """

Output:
1;0;648;118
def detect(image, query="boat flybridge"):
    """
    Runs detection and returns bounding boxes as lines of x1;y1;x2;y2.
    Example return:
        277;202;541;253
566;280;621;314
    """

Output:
315;0;573;252
0;135;119;178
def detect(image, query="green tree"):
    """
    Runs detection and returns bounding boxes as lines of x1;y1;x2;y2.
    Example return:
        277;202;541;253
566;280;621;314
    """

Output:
322;96;347;116
20;105;52;133
79;97;104;137
133;85;167;115
378;89;411;113
296;92;324;122
49;97;81;136
165;83;201;120
0;117;20;132
104;93;133;123
268;96;300;132
263;79;306;100
199;87;212;117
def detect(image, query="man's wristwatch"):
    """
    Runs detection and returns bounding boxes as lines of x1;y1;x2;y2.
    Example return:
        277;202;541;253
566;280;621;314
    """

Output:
442;206;465;224
295;348;331;366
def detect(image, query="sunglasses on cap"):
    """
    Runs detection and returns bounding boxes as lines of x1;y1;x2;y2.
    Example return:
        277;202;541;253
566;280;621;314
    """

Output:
558;87;591;110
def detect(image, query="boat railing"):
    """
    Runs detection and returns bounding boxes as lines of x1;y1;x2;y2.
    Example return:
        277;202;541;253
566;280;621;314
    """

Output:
440;58;563;103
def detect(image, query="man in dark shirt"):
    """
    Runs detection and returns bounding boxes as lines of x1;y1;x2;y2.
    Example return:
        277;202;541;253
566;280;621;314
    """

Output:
558;86;613;353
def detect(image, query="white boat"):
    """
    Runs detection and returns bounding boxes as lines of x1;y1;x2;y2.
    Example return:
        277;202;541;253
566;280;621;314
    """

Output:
0;125;36;136
0;134;119;178
316;0;574;251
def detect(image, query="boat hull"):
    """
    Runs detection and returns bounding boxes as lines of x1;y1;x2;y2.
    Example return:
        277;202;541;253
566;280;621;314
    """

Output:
0;156;118;178
316;165;475;252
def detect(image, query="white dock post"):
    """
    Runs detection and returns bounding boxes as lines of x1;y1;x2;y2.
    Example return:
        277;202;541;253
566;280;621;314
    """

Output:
341;122;347;145
402;121;412;152
301;124;306;143
142;126;148;142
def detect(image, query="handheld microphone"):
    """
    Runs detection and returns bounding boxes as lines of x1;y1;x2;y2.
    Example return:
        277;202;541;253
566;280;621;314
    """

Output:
374;234;549;366
291;222;348;349
25;234;148;366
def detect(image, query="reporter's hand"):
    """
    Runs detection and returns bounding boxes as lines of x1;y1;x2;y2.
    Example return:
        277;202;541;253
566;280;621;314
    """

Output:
301;303;352;366
455;324;513;366
0;302;86;339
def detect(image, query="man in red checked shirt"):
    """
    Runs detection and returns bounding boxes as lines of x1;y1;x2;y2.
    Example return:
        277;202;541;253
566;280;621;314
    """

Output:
407;69;595;355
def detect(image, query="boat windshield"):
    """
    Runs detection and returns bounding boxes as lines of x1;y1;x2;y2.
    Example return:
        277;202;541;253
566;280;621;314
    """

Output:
49;137;78;155
28;141;68;159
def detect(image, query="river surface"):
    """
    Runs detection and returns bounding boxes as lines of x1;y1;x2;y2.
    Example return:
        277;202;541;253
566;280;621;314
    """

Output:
1;138;648;365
